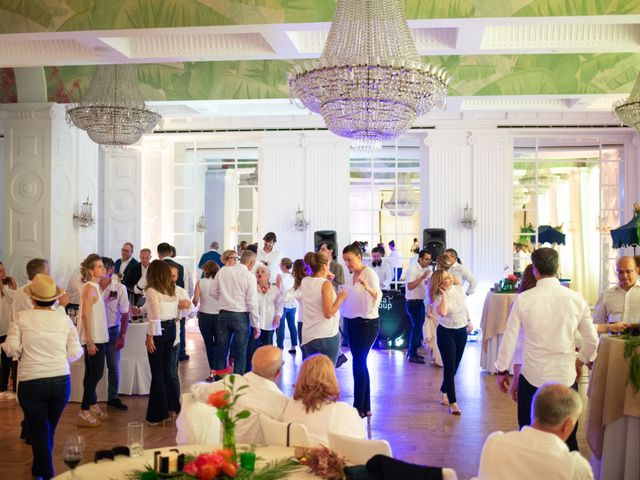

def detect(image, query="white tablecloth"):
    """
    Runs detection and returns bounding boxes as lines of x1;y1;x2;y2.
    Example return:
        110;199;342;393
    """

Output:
591;416;640;480
69;322;151;402
53;444;319;479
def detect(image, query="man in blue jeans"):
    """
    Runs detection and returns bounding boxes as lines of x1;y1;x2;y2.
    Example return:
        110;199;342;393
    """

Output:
211;250;261;374
404;249;432;363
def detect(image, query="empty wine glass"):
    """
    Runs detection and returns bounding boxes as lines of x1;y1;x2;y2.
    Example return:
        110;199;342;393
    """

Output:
63;435;84;479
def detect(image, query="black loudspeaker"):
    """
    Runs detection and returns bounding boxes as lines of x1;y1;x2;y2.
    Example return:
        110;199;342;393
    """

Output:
374;289;411;349
423;228;446;259
314;230;337;252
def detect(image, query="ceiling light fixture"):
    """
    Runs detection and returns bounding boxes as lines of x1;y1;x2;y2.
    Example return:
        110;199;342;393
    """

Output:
614;74;640;133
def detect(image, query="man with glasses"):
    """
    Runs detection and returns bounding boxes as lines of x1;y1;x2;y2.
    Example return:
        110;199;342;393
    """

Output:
115;242;139;297
592;256;639;334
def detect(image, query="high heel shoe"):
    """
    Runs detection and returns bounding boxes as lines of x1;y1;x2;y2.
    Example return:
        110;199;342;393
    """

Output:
449;403;462;415
440;392;450;406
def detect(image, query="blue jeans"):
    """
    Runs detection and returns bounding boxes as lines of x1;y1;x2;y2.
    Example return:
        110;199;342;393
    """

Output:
81;342;106;410
405;300;426;357
18;375;70;479
198;312;217;370
214;310;251;374
436;325;467;404
105;325;121;401
346;317;379;415
147;322;179;422
276;307;298;349
301;334;340;364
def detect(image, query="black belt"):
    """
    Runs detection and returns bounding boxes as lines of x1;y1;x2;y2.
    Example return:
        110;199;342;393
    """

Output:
406;299;424;303
160;320;175;328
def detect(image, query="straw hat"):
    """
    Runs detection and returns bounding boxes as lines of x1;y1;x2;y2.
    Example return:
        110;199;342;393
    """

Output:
25;273;63;302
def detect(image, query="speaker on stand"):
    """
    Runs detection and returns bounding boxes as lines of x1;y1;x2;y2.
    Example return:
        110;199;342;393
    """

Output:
423;228;446;259
314;230;338;253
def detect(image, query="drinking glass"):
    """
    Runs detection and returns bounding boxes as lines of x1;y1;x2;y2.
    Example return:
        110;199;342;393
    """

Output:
127;422;144;457
63;435;84;479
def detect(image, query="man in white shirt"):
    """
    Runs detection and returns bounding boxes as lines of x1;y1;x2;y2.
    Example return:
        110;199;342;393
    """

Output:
370;247;393;290
444;248;478;295
404;249;432;364
114;242;139;296
99;257;130;411
478;382;593;480
256;232;282;284
386;240;403;282
189;346;288;444
211;250;261;374
495;247;598;451
592;256;639;334
513;243;530;275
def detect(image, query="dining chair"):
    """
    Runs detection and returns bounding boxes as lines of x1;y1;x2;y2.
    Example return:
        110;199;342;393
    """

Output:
327;431;392;465
258;414;312;447
175;392;221;445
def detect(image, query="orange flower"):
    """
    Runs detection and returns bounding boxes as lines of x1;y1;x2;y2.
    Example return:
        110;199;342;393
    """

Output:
208;390;229;409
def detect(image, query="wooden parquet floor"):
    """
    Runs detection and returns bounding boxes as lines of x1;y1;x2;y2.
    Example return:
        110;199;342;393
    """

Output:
0;324;591;480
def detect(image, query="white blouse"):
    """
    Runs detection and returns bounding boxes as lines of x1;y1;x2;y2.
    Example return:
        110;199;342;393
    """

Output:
257;284;283;331
433;285;469;329
279;273;296;309
197;277;219;315
300;277;338;344
0;286;16;336
145;287;179;336
341;267;382;319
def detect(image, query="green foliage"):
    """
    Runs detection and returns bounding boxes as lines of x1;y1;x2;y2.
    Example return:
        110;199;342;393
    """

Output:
514;0;640;16
622;333;640;392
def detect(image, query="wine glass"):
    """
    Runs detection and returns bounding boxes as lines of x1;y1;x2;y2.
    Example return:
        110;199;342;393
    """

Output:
63;435;84;479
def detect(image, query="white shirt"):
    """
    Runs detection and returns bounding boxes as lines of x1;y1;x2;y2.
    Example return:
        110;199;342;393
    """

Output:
592;281;640;325
513;251;530;274
2;308;83;382
65;268;84;305
257;284;283;331
191;372;288;444
477;427;593;480
134;265;149;294
77;282;109;345
341;267;382;319
210;264;260;329
300;277;339;344
102;278;130;328
257;248;283;284
1;286;16;336
282;399;365;446
386;250;402;270
11;283;34;322
279;273;296;309
404;263;431;300
433;285;468;329
196;277;219;315
117;257;133;275
449;262;478;295
174;285;195;346
495;277;598;387
371;262;392;290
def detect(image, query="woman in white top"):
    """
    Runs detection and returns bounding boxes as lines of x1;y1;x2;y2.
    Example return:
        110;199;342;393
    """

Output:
0;260;17;396
275;258;298;354
145;260;180;424
341;242;382;419
77;253;109;427
2;274;82;479
427;270;473;415
299;252;347;363
282;354;365;446
192;260;220;382
289;259;307;346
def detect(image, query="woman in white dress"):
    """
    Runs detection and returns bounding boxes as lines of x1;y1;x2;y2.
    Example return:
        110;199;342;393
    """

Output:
427;270;473;415
282;354;365;446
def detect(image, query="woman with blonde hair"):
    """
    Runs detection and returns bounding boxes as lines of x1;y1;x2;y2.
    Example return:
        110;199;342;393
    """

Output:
282;354;364;445
427;269;472;415
144;260;180;425
221;250;239;267
192;260;220;382
77;253;108;427
299;252;347;362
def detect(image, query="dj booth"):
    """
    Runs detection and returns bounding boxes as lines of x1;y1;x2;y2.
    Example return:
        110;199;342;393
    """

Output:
375;288;412;349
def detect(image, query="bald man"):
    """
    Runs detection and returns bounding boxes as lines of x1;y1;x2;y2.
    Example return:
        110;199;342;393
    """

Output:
189;346;288;443
593;256;639;333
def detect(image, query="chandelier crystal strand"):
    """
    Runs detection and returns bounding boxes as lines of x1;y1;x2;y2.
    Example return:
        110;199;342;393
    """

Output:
614;73;640;132
288;0;449;149
66;65;161;147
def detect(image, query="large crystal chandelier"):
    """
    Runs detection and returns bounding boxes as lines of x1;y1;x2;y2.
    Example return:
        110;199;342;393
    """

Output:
614;73;640;132
288;0;450;150
66;64;161;147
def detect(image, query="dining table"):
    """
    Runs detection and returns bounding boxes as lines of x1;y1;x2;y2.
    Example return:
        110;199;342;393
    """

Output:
52;444;319;479
479;291;516;373
586;335;640;480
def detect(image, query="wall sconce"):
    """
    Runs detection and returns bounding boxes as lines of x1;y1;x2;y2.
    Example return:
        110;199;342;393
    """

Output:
73;198;95;228
293;207;310;232
596;214;610;234
196;214;207;233
460;204;477;230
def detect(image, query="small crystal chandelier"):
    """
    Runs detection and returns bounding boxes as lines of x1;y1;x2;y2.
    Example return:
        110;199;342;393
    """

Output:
66;64;161;147
460;204;477;230
596;213;610;234
613;73;640;132
519;168;556;194
73;198;95;228
293;207;310;232
196;214;207;233
382;173;419;216
288;0;450;151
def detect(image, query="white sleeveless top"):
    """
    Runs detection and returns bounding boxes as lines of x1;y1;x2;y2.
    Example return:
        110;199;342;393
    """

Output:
197;277;219;315
78;281;108;345
280;273;296;309
300;276;338;345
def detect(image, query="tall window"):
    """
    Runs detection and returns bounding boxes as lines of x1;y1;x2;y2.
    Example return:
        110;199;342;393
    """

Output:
349;137;421;267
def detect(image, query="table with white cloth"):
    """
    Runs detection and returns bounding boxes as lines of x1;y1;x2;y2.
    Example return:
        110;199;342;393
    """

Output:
479;292;516;373
587;335;640;480
69;322;152;402
52;444;319;479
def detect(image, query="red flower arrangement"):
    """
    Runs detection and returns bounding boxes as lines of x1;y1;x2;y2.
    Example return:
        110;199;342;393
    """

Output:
183;449;237;480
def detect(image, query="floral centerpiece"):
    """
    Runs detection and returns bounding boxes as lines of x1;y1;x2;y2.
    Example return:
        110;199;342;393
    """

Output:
294;446;347;480
496;274;519;293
